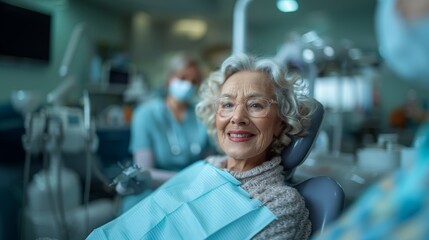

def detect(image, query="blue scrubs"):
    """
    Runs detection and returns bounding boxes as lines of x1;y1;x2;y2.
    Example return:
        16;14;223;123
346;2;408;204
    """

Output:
122;97;215;213
129;97;213;171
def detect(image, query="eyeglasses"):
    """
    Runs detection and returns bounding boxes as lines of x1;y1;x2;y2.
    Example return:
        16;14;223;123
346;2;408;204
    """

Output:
214;97;278;118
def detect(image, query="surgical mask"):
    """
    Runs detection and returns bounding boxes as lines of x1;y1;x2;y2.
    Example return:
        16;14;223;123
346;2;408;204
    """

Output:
168;78;196;102
376;0;429;86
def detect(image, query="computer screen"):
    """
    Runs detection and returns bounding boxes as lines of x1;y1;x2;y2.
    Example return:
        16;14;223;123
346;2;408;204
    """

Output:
0;2;52;63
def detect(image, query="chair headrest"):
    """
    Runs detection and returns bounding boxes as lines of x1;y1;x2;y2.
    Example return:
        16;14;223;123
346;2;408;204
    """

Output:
281;100;324;171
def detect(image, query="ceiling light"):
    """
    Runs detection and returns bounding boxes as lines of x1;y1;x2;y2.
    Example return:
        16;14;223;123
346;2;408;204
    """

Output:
172;19;207;40
277;0;299;13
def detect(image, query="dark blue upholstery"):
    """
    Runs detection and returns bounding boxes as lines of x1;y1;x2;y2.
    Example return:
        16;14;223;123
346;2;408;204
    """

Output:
295;176;345;235
281;100;325;171
281;100;345;235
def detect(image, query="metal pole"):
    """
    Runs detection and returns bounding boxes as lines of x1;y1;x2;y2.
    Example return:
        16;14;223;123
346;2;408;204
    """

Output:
232;0;253;54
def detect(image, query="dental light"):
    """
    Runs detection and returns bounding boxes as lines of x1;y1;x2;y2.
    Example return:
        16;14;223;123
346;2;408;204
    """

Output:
276;0;299;13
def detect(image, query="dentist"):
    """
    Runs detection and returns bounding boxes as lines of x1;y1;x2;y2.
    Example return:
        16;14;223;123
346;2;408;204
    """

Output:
122;52;215;212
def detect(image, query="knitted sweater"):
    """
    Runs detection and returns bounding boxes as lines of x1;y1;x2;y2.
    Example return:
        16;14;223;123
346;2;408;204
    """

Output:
206;156;311;240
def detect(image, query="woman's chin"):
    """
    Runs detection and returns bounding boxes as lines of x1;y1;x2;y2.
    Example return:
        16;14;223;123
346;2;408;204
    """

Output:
225;150;261;162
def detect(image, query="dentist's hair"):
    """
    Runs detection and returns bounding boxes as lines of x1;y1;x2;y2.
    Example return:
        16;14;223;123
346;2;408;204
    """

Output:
166;52;201;78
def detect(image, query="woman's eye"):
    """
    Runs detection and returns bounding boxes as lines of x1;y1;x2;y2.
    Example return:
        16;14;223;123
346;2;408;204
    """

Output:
249;103;263;109
248;100;265;110
221;101;235;109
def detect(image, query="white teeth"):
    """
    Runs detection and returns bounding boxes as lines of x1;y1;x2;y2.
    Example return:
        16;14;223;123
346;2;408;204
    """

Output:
229;133;251;138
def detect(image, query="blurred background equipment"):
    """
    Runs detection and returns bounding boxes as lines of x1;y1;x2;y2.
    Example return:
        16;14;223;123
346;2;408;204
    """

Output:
11;89;115;240
8;21;116;240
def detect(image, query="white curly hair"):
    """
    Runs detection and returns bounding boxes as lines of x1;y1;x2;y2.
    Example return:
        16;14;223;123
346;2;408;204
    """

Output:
195;53;316;155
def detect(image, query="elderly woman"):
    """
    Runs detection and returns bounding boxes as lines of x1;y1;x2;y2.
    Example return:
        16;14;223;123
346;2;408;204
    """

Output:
196;53;314;239
87;54;315;240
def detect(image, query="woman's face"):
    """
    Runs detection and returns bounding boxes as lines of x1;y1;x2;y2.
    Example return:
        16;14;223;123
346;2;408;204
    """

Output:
216;71;284;167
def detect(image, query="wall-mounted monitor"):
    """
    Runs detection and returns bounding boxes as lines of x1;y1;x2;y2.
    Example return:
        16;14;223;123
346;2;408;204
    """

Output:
100;61;136;93
0;2;52;63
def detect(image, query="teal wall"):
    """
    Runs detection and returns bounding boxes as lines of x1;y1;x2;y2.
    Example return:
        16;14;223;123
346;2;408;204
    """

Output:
0;0;127;103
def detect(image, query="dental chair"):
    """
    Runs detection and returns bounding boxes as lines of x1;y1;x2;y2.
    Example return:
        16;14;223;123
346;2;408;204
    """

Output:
281;100;345;236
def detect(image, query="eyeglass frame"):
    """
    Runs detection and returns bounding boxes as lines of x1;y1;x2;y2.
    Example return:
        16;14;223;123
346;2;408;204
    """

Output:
213;96;278;118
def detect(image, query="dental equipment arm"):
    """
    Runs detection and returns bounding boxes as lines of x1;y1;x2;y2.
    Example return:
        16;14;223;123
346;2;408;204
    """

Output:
59;23;86;78
47;22;87;105
46;76;77;105
233;0;253;54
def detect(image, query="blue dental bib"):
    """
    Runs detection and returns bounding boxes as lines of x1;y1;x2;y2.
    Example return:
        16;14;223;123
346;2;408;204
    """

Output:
87;160;276;239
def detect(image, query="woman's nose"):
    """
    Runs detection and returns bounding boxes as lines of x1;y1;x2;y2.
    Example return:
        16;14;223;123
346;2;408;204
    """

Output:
230;104;250;125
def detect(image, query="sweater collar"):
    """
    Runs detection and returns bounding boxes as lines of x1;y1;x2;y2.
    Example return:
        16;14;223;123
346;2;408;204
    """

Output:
225;156;283;180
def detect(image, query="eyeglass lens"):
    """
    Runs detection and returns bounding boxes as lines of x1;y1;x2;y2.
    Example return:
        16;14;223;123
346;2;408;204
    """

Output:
216;97;274;118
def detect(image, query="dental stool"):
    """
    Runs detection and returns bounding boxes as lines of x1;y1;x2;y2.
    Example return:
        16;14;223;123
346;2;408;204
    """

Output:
281;100;345;235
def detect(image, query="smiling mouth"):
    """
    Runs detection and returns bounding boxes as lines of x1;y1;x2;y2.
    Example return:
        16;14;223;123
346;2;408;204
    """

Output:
228;133;254;138
227;132;255;142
